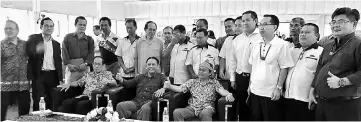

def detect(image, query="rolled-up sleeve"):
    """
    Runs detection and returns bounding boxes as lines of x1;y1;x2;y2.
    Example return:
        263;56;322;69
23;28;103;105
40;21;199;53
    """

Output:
278;44;294;69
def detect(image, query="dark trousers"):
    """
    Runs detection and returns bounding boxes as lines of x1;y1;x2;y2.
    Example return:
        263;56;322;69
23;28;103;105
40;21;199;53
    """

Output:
1;91;30;121
32;71;59;111
234;73;251;121
249;93;282;121
284;98;315;121
58;96;92;115
316;97;361;121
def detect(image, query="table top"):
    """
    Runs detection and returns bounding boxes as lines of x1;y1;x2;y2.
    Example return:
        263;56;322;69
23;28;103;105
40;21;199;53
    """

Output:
5;111;85;121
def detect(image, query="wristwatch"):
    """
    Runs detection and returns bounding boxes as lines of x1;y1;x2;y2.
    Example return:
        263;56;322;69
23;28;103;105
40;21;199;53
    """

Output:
339;78;346;87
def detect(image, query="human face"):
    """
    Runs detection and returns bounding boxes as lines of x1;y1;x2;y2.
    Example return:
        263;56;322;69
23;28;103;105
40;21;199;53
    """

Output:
125;22;137;36
299;25;318;48
258;17;276;38
290;31;299;44
224;20;235;35
242;14;257;34
195;32;207;46
93;27;101;36
4;22;18;39
75;19;87;33
330;14;356;37
235;19;243;35
146;59;158;74
100;20;111;34
198;66;211;79
290;21;302;35
146;23;157;38
41;20;54;36
92;58;104;73
163;28;173;41
196;21;207;30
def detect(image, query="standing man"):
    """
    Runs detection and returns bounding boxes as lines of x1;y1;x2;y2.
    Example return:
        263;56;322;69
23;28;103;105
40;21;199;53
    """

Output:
93;25;101;37
115;19;140;80
162;26;173;76
185;28;219;79
234;16;244;36
62;16;94;83
219;18;236;81
97;17;120;75
215;18;236;51
163;25;194;84
289;17;305;47
93;25;101;56
248;14;294;121
310;7;361;121
26;17;63;111
195;19;216;46
1;20;30;120
135;21;163;75
284;23;323;121
229;11;262;121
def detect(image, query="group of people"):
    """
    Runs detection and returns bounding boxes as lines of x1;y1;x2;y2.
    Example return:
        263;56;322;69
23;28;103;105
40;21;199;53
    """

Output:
2;6;361;121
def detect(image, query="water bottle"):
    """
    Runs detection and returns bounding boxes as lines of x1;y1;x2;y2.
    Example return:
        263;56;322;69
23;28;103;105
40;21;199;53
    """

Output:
106;100;113;112
162;107;169;122
39;97;46;116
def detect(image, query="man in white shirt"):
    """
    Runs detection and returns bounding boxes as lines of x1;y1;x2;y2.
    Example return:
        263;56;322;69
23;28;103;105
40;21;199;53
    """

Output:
284;23;322;121
248;14;294;121
163;25;194;85
228;11;262;121
219;18;236;81
194;19;216;46
185;28;219;79
115;19;140;80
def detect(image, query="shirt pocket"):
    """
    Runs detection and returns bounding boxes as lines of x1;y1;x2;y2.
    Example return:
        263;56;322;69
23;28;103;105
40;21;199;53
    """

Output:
304;55;319;71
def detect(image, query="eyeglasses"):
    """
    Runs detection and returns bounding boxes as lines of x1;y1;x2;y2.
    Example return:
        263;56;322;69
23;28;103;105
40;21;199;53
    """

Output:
329;19;352;26
257;22;276;27
4;27;16;31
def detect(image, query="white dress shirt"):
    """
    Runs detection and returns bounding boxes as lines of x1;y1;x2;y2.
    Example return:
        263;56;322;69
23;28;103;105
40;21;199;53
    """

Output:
42;34;55;70
249;36;294;98
170;42;195;84
115;36;139;78
185;45;219;75
285;44;323;102
219;35;238;79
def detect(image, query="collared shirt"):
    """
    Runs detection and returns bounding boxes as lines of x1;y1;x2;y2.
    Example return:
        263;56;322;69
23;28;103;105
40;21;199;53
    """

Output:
1;38;30;91
190;38;216;46
219;35;238;80
77;71;116;98
62;32;95;65
115;35;141;78
312;32;361;98
318;34;334;47
185;45;219;75
122;73;166;108
96;32;119;65
135;37;163;74
181;78;223;116
42;34;55;70
170;37;194;84
249;36;294;98
285;43;323;102
229;30;262;81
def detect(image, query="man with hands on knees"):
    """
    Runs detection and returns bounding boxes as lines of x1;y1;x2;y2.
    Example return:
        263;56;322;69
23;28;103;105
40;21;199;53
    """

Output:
115;57;167;121
163;61;234;121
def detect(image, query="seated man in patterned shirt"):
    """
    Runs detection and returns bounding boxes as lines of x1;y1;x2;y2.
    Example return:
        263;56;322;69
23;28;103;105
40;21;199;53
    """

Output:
164;61;235;121
57;56;117;115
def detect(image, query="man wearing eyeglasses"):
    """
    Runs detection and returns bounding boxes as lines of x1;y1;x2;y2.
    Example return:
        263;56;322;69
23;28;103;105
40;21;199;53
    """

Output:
248;14;294;121
228;11;262;121
310;7;361;121
284;23;323;121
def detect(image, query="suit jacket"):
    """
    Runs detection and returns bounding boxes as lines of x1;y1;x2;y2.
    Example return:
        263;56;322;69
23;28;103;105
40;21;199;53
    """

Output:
26;33;62;82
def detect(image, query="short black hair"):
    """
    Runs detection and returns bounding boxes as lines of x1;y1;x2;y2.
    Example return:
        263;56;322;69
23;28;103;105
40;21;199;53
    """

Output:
125;19;137;28
144;21;157;31
304;23;320;41
163;26;173;32
99;17;112;27
224;18;235;23
75;16;87;26
146;57;160;64
94;56;105;64
40;17;54;28
235;16;242;20
93;25;100;30
242;10;258;20
291;17;305;26
196;28;208;36
192;27;197;32
332;7;360;22
174;25;186;33
197;19;208;26
6;20;19;30
207;30;215;39
264;14;280;31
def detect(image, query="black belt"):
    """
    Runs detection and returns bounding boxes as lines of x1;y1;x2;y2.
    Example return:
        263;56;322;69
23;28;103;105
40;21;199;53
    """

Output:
316;96;360;102
238;72;250;77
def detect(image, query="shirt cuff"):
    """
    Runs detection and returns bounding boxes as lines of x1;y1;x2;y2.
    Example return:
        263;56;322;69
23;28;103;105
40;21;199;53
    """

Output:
346;74;361;85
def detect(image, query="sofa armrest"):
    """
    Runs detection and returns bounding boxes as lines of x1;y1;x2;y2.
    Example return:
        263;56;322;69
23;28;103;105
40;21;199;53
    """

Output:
51;86;83;111
90;86;136;110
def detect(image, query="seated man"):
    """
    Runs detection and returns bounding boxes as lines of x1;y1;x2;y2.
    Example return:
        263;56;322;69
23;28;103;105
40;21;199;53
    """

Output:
164;61;235;121
57;56;117;114
115;57;166;120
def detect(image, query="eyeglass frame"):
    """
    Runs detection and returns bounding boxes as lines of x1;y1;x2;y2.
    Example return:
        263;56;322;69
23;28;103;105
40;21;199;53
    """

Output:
257;22;277;27
329;19;355;26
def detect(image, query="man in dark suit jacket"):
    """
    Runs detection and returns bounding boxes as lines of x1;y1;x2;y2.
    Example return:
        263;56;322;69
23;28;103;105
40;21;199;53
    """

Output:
26;17;63;111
